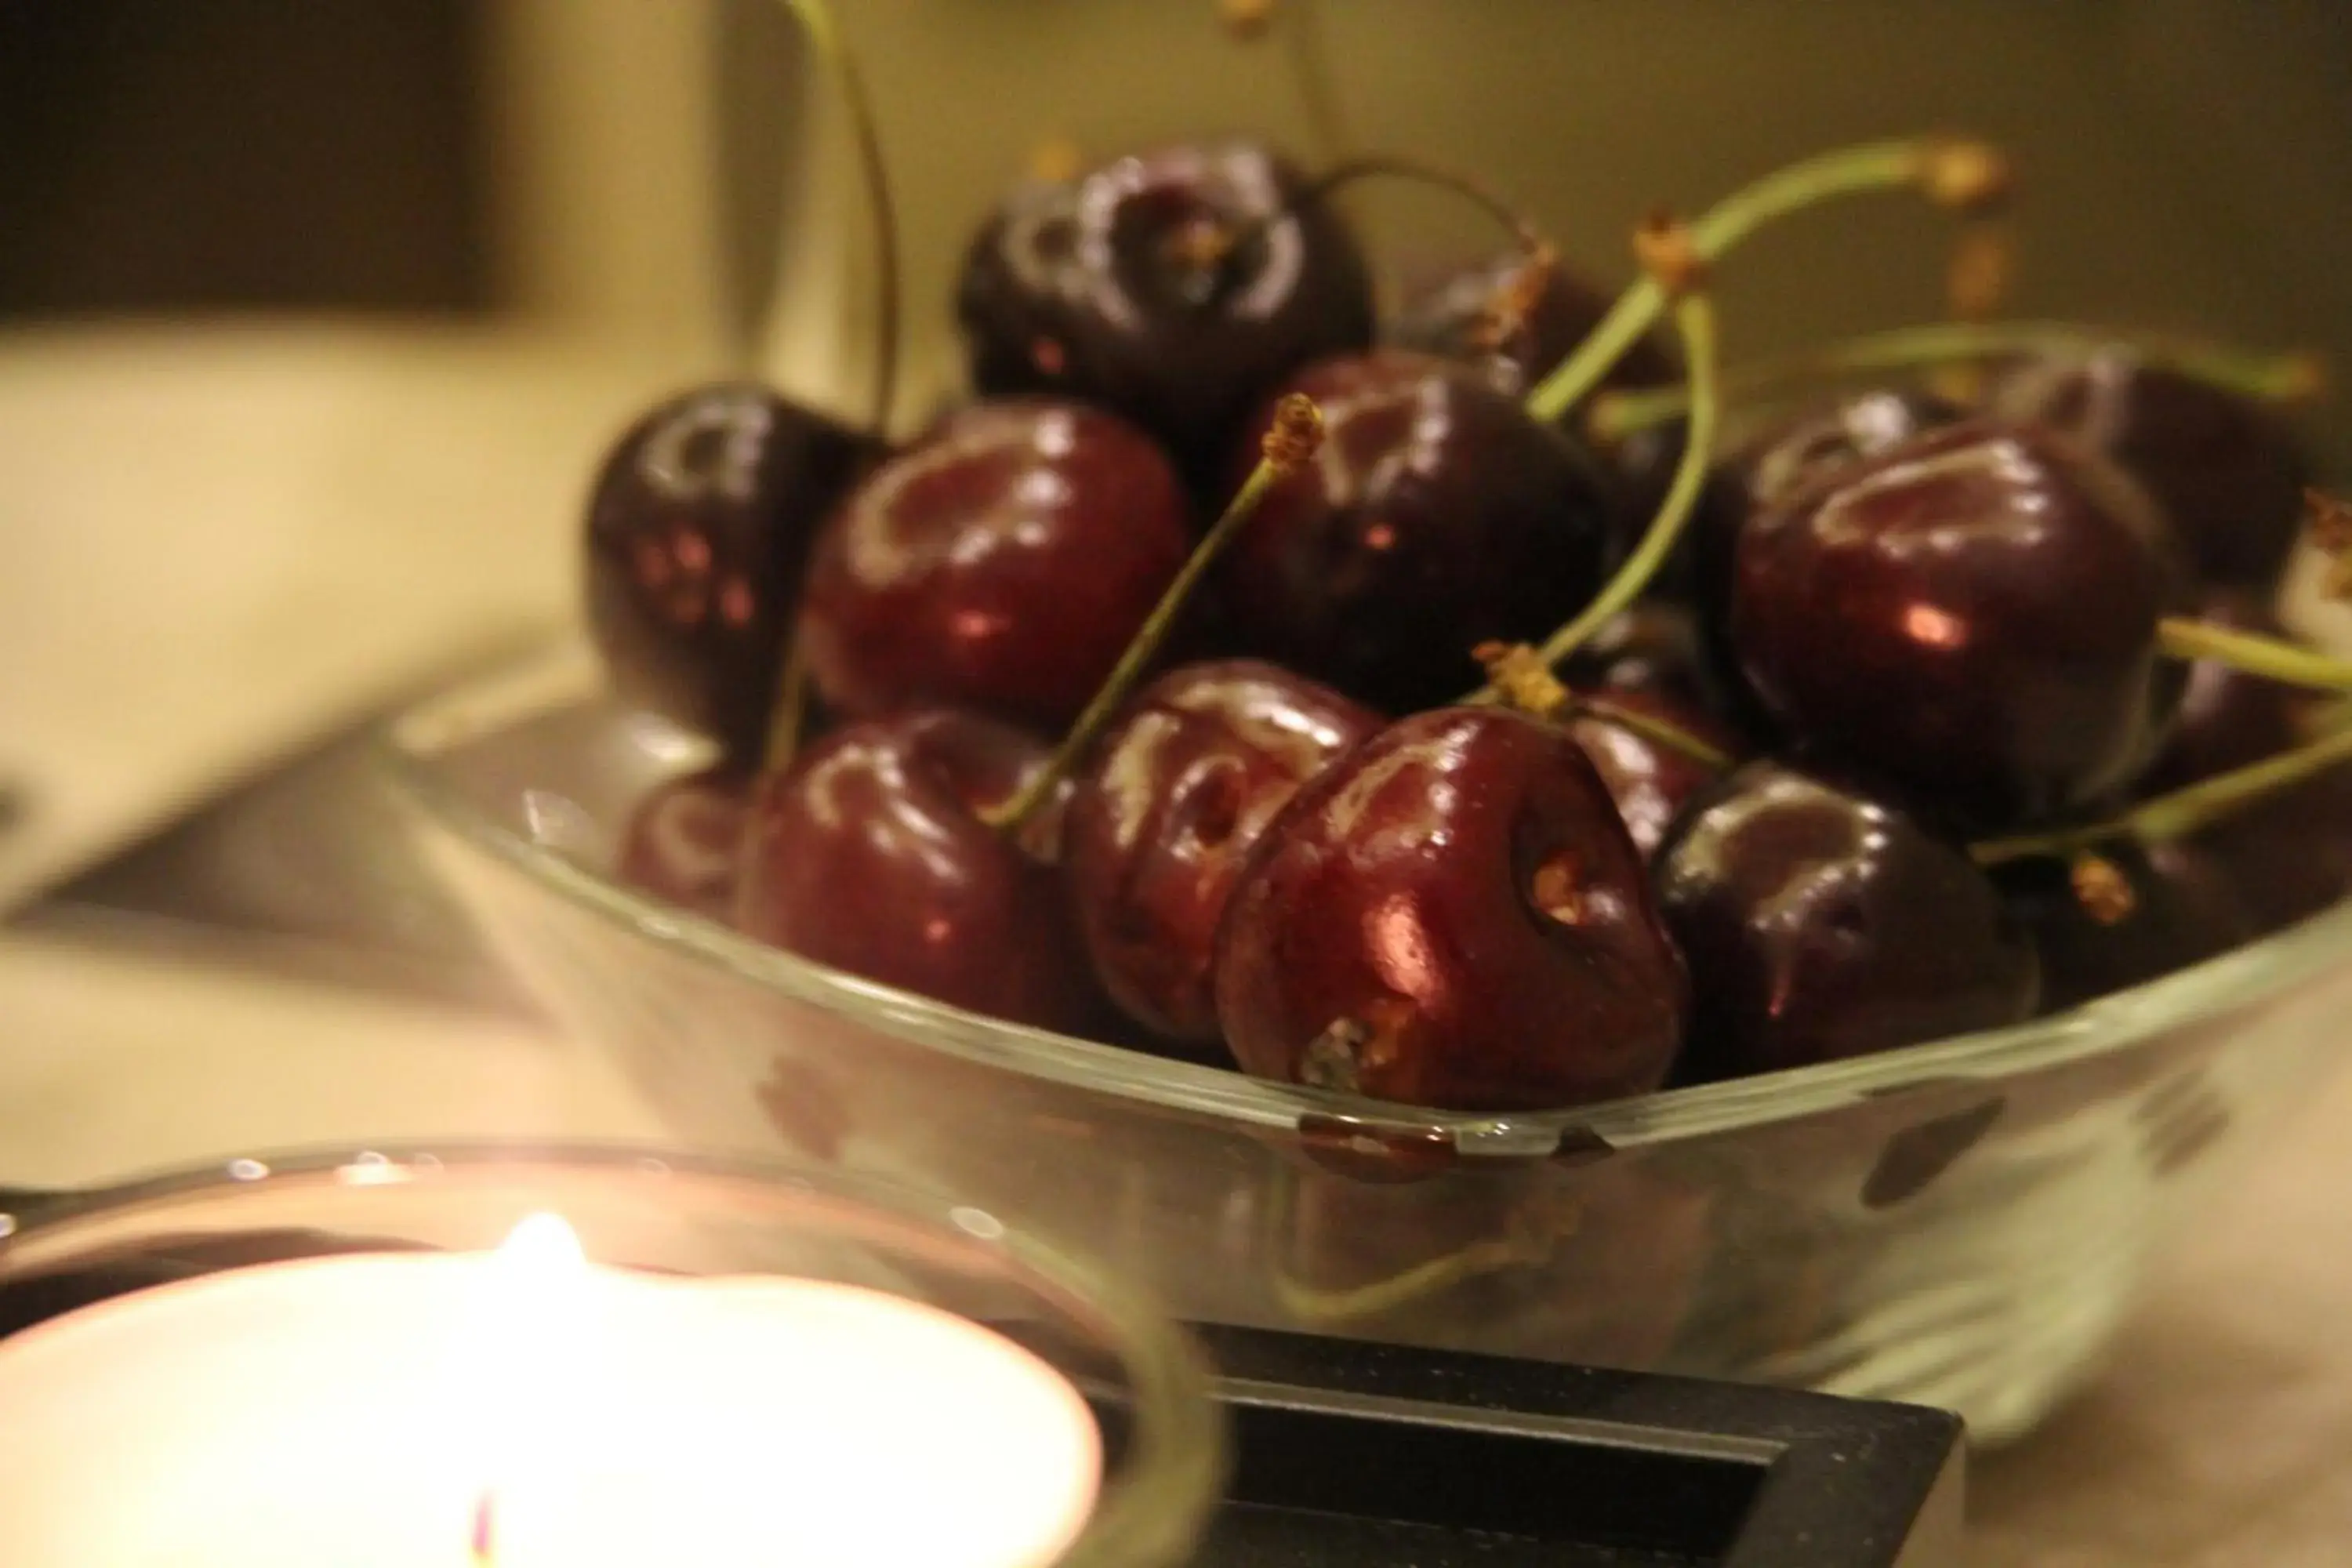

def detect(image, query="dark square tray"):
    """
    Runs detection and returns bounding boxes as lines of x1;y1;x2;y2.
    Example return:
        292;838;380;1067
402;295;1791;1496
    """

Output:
1191;1324;1962;1568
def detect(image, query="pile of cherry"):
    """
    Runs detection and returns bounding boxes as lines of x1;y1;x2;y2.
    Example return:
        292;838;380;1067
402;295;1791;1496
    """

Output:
585;127;2350;1116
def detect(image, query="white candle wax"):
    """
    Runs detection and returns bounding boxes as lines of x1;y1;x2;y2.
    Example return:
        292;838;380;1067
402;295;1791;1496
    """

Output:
0;1222;1102;1567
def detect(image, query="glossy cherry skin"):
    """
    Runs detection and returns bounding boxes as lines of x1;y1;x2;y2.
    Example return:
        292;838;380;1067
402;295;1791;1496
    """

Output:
956;140;1374;478
1675;388;1966;623
1731;417;2189;830
1218;351;1616;713
735;710;1099;1032
583;383;882;760
795;400;1192;732
1655;764;2039;1083
1990;350;2309;588
1214;706;1687;1112
1562;689;1744;863
1064;660;1379;1046
1389;249;1678;400
614;767;750;923
1996;841;2251;1014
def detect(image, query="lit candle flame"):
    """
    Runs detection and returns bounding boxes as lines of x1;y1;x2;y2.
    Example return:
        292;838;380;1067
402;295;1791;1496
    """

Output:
496;1212;586;1277
471;1492;495;1568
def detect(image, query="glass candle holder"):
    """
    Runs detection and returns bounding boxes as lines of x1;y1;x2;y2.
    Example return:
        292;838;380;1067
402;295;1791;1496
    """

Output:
0;1144;1224;1568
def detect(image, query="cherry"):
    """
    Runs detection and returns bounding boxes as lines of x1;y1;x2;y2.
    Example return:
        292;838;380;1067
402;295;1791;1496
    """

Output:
795;400;1193;732
955;139;1374;478
1730;417;2189;830
1654;763;2038;1083
734;710;1099;1032
2199;769;2352;935
1063;659;1378;1047
1989;347;2310;588
1562;690;1743;862
1390;249;1678;400
1679;387;1965;619
1217;351;1617;713
583;384;882;759
1996;843;2251;1014
1214;706;1686;1112
614;767;750;923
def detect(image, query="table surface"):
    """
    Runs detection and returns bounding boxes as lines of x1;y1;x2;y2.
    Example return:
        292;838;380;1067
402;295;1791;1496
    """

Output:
5;324;2350;1566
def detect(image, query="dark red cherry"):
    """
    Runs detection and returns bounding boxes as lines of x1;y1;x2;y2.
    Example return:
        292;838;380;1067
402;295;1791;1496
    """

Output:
1731;418;2189;830
1677;387;1967;623
1990;349;2310;588
2198;767;2352;935
1389;249;1678;400
1996;842;2252;1014
615;767;750;923
956;140;1374;478
1218;351;1616;713
795;401;1192;732
1214;706;1686;1112
1561;690;1743;863
735;710;1098;1032
583;384;882;760
1064;660;1379;1046
1654;763;2039;1083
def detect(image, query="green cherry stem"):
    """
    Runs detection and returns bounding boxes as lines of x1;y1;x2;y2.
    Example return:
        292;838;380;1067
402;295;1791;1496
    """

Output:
780;0;900;431
1534;292;1719;669
1525;136;2006;426
2158;618;2352;692
1573;695;1736;771
1284;0;1354;169
1588;321;2326;441
1972;720;2352;869
978;395;1327;836
761;633;815;772
1277;153;1544;252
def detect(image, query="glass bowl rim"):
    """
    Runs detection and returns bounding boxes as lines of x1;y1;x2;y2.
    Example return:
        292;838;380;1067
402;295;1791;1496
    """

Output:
0;1138;1228;1568
377;642;2352;1156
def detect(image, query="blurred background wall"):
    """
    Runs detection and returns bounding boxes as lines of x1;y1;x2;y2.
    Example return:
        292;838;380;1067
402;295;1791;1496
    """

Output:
4;0;2350;454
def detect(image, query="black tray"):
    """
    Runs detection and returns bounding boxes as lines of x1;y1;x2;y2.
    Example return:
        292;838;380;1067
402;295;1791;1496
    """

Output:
0;1231;1962;1566
1191;1325;1962;1567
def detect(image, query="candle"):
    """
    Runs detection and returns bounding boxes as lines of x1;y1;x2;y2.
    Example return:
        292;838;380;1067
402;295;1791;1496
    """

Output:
0;1216;1102;1566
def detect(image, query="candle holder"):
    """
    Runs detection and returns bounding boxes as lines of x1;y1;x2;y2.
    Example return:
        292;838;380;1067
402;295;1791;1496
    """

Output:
0;1144;1225;1567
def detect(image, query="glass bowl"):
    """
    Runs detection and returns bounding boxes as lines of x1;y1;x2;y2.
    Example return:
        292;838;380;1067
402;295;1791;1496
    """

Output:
381;644;2352;1446
0;1143;1223;1568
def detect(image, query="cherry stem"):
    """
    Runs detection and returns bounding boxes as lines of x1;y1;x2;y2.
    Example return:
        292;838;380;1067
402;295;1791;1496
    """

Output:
1573;695;1734;771
1284;0;1353;168
1588;321;2325;441
762;631;813;773
1972;720;2352;869
2158;617;2352;693
979;396;1327;836
1525;136;2008;426
1472;644;1732;769
780;0;900;431
1281;154;1544;252
1532;293;1718;670
1265;1174;1581;1330
1210;152;1547;312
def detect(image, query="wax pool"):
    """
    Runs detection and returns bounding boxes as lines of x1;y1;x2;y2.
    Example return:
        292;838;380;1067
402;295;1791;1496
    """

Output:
0;1227;1102;1567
